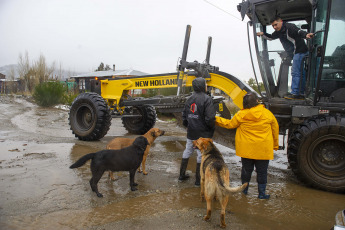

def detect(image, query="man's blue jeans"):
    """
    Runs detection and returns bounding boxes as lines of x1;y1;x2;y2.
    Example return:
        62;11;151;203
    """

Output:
291;52;308;95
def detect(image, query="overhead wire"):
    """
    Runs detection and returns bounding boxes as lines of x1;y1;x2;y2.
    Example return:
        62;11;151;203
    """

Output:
202;0;244;22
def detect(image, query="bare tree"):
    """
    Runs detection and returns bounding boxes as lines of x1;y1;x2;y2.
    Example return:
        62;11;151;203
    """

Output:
17;52;57;92
34;53;55;84
7;66;17;93
17;51;30;92
58;62;63;80
96;62;105;71
105;64;111;71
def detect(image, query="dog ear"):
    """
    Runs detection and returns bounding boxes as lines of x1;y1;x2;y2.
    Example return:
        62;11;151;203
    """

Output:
202;142;208;151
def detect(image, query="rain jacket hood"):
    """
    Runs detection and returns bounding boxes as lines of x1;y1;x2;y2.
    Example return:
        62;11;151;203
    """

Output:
240;104;264;121
215;104;279;160
192;78;206;93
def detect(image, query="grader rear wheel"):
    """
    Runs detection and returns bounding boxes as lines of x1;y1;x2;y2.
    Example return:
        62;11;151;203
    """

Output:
287;115;345;192
122;105;157;134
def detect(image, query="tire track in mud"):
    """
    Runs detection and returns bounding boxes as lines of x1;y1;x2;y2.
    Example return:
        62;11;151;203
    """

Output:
10;98;73;140
11;100;38;135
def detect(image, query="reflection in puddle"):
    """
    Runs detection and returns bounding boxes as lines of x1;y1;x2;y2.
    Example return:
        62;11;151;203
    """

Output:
153;140;186;152
151;159;179;173
69;144;101;164
86;187;203;223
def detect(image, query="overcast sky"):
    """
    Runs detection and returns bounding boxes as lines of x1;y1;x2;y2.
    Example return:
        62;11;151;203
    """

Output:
0;0;255;81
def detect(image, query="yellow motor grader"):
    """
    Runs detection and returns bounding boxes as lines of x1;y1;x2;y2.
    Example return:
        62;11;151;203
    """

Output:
69;25;252;149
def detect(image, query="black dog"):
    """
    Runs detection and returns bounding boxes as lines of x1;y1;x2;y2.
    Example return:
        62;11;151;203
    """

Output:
70;136;149;197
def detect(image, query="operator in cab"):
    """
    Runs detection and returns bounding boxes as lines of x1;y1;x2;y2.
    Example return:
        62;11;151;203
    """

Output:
257;16;314;100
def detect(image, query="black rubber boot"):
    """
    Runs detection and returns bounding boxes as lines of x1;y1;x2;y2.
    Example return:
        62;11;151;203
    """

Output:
195;163;201;186
258;184;270;199
178;158;190;181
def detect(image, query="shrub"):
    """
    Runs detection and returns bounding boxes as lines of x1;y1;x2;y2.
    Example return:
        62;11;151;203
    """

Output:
33;81;66;107
62;92;79;106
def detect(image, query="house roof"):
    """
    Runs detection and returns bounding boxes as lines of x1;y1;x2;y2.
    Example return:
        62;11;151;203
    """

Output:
0;79;19;82
71;69;148;78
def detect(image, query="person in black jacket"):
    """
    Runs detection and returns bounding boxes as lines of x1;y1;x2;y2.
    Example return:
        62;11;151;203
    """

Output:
178;77;216;186
257;16;314;99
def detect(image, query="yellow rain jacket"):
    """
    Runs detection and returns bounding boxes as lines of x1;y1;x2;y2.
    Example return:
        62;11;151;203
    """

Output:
215;104;279;160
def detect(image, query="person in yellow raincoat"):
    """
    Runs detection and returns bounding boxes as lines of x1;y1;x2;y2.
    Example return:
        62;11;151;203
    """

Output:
215;92;279;199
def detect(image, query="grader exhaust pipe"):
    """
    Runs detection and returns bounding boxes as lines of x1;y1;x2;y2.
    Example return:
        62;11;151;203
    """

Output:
176;25;214;96
177;25;191;96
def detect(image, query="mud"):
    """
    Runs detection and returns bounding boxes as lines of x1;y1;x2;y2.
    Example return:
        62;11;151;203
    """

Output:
0;95;344;230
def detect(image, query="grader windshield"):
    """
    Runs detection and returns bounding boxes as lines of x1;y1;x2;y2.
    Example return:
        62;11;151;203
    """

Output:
308;0;345;103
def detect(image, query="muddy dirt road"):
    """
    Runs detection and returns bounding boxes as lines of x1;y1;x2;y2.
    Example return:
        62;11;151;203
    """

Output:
0;95;344;230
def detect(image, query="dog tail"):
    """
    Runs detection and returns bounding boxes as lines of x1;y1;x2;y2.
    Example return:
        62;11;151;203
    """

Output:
223;182;248;193
215;170;248;193
70;153;96;169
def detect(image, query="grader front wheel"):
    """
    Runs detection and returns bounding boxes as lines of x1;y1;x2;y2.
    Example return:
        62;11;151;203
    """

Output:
69;92;111;141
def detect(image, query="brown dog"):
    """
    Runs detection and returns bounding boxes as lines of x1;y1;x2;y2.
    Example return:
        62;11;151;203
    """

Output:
193;137;248;228
106;128;165;180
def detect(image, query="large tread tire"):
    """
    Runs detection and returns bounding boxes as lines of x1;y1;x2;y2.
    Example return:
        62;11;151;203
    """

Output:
287;115;345;193
122;105;156;134
69;92;111;141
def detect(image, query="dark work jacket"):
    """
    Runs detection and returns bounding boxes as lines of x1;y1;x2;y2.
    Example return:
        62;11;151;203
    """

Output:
263;22;308;58
182;78;216;140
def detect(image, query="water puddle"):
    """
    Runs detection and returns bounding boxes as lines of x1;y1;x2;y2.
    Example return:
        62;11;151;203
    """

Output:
5;180;345;230
0;141;75;200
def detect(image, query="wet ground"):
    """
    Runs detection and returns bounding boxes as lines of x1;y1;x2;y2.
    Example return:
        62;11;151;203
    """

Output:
0;95;344;230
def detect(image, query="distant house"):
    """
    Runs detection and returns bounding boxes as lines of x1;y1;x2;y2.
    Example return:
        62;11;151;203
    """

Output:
0;79;22;94
70;69;149;95
0;72;26;93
